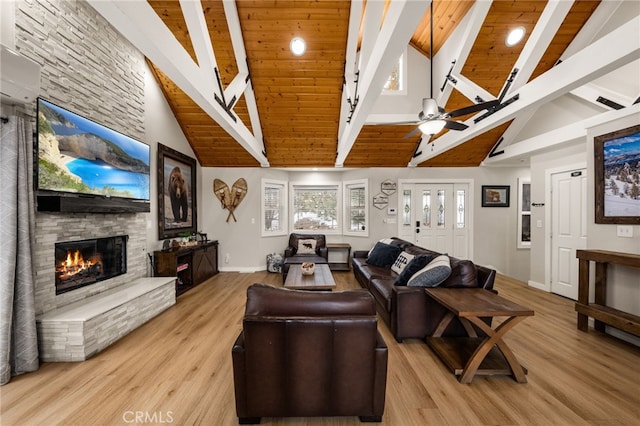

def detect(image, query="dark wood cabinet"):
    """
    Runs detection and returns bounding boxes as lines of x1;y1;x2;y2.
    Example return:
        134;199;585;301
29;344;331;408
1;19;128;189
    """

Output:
154;241;218;296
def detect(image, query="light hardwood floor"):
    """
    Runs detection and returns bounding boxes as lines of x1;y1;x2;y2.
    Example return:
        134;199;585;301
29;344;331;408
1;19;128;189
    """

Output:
2;271;639;425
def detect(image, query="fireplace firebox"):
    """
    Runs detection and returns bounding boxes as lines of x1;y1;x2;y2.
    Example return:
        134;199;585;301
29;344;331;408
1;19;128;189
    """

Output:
55;235;128;295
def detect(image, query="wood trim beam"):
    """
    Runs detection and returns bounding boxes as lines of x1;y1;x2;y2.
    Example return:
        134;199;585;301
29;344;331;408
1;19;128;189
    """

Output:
482;104;640;166
336;0;428;167
410;16;640;166
338;0;363;140
87;0;269;166
505;0;574;96
222;0;264;150
436;1;492;105
180;0;218;84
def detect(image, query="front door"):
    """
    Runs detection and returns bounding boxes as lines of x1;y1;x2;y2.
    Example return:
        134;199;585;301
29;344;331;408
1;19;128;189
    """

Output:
551;169;587;300
399;183;470;258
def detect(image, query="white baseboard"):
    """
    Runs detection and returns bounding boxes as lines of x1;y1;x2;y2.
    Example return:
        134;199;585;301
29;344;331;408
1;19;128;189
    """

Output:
528;280;549;292
218;266;264;273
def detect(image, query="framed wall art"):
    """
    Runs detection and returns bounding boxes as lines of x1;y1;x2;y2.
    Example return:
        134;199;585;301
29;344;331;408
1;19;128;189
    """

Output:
594;124;640;224
373;193;389;210
481;185;510;207
381;179;397;195
157;143;198;239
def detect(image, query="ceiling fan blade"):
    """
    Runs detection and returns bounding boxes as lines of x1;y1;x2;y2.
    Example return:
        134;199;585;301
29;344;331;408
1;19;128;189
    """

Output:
446;99;500;118
403;126;423;139
444;120;468;131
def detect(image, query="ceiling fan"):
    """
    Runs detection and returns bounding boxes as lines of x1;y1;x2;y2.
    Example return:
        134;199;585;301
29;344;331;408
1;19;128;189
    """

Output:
401;2;499;139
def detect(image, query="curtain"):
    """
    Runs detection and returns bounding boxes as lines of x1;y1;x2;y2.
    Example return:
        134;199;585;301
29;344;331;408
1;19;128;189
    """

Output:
0;115;39;385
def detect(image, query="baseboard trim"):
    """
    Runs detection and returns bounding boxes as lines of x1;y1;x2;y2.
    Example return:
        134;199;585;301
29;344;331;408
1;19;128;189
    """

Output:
218;266;265;273
528;280;549;292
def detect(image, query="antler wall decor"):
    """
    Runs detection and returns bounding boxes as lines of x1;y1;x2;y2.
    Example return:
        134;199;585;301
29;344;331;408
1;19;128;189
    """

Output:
213;178;248;222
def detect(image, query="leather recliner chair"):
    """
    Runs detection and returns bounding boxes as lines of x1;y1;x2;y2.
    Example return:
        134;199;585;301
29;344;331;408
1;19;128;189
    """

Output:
282;233;329;282
232;284;388;423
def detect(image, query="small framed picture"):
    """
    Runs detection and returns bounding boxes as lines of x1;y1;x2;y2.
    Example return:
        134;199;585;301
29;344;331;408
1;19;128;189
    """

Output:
482;185;510;207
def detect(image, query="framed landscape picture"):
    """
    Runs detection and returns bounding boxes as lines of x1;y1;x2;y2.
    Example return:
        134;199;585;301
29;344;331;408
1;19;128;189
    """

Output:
481;185;510;207
594;124;640;224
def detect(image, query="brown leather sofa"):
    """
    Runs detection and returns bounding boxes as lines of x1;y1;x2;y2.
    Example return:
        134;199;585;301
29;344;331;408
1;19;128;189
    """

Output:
282;233;329;282
352;237;496;342
232;284;388;423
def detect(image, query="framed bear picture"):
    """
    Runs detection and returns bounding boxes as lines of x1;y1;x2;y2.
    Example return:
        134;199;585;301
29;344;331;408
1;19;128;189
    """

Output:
157;143;197;240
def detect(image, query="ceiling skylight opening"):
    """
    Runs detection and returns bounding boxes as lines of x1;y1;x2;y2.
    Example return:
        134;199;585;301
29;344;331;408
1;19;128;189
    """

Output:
290;37;306;56
506;27;526;47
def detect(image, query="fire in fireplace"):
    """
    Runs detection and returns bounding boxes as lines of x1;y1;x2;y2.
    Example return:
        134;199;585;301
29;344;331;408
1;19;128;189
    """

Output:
55;235;128;294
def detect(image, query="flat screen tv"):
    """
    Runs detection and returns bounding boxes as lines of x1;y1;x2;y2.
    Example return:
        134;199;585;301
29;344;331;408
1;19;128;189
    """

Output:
35;98;150;213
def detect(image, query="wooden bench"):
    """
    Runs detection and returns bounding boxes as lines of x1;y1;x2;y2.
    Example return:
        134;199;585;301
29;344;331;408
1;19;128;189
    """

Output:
37;277;176;361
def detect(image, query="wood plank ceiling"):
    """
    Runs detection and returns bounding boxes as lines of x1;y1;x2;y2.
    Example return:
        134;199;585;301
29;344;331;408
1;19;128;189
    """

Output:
146;0;599;168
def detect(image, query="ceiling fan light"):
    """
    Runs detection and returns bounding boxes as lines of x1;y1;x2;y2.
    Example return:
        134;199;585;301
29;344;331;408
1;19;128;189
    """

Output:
506;27;526;47
419;119;446;135
290;37;306;56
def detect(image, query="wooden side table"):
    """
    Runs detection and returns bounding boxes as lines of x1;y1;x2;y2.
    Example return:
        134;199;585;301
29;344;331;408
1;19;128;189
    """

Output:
326;243;351;271
425;288;534;384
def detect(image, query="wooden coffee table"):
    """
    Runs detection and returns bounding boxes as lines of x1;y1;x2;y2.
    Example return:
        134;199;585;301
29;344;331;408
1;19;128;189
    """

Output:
284;263;336;291
425;288;534;383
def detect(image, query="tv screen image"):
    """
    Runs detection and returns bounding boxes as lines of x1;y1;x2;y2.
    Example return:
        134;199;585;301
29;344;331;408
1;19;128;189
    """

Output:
36;98;150;201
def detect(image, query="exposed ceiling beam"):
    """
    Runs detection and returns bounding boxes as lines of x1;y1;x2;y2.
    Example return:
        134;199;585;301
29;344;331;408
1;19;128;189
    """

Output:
410;15;640;166
222;0;264;151
483;103;640;166
436;1;492;105
504;0;574;96
336;0;428;167
338;0;363;141
87;0;269;166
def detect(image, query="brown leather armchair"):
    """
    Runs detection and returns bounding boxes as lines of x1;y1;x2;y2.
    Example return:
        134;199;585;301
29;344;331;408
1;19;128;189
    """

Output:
282;233;329;282
232;284;388;423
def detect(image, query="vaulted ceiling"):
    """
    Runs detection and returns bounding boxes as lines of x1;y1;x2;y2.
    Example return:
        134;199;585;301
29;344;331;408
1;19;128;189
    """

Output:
87;1;639;169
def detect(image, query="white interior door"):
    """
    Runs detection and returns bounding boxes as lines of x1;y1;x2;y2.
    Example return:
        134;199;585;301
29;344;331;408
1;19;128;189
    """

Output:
399;183;469;258
551;169;587;300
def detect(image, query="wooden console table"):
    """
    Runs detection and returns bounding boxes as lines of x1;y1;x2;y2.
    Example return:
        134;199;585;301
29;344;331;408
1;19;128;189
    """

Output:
425;288;533;384
154;240;218;296
575;249;640;336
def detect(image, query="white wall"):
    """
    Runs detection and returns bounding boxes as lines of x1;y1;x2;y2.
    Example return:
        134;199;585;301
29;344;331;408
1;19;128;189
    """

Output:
143;62;198;256
197;165;531;281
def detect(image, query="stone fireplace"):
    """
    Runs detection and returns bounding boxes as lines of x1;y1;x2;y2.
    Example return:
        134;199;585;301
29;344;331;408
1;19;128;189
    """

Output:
55;235;128;295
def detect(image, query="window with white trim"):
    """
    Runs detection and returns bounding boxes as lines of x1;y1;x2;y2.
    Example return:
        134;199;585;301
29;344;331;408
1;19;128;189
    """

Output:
383;52;406;95
517;178;531;248
290;183;341;233
261;179;287;236
343;179;369;236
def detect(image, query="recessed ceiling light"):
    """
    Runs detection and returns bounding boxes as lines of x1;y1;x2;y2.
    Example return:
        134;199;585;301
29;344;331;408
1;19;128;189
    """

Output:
290;37;306;56
506;27;526;47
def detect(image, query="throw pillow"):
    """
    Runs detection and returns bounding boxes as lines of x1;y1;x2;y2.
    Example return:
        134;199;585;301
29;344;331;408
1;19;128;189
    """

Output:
367;242;402;268
391;251;415;275
368;237;395;256
297;239;317;254
394;254;434;286
407;254;452;288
